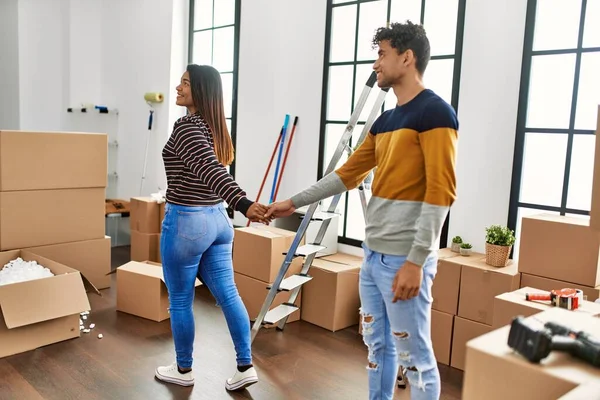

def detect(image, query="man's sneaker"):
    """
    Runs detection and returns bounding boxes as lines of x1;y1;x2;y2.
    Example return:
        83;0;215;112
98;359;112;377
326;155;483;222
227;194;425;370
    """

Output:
155;362;195;387
225;367;258;391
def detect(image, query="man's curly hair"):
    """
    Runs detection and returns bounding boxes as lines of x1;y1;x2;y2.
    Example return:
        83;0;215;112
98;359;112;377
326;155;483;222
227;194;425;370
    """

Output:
372;21;431;75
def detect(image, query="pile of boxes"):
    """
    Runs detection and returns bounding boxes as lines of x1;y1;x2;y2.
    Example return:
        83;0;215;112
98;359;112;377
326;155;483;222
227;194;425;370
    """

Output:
425;248;520;370
232;224;363;331
129;197;165;262
232;225;305;325
0;129;111;358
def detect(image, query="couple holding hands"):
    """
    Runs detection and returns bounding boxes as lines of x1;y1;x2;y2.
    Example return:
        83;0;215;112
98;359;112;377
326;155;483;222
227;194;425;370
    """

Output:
155;20;457;400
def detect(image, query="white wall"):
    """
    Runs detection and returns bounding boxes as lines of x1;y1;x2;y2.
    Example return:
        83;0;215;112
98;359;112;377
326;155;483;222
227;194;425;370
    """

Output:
0;0;20;130
448;0;529;254
11;0;188;202
233;0;328;226
17;0;70;131
100;0;181;199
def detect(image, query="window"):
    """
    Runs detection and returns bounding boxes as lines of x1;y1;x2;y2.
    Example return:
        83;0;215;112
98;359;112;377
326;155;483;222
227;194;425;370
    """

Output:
188;0;241;177
318;0;467;247
508;0;600;259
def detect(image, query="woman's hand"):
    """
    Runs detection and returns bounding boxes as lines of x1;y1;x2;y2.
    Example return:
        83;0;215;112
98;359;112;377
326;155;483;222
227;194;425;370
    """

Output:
246;202;272;224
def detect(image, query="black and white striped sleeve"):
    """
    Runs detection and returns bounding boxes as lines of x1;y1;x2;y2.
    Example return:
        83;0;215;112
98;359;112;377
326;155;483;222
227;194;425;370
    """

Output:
172;120;253;215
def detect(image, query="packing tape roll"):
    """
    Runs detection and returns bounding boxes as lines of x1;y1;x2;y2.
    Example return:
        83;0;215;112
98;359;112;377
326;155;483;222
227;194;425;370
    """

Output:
144;92;164;103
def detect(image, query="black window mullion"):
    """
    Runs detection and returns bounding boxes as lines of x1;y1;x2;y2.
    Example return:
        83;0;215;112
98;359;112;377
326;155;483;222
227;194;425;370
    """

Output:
420;0;426;25
560;0;587;215
507;0;537;235
343;2;362;239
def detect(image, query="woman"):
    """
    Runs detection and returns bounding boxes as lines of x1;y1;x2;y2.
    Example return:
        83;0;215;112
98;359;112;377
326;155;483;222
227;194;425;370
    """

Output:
155;64;268;391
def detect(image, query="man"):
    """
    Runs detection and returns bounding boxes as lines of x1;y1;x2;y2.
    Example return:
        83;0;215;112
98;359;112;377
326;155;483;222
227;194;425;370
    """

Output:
265;21;458;400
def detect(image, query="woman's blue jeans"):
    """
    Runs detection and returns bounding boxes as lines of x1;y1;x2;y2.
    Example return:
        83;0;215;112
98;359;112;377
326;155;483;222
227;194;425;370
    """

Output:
160;201;252;369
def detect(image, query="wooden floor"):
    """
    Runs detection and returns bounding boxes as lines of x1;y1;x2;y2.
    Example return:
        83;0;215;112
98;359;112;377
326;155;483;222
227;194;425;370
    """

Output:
0;246;463;400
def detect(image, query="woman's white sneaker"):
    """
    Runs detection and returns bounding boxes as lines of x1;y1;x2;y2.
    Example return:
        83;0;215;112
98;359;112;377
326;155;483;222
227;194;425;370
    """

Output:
225;367;258;391
155;362;195;387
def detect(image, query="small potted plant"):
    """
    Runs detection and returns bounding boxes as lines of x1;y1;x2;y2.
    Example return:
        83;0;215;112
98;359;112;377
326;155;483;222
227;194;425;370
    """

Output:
451;236;463;252
460;243;472;256
484;225;515;267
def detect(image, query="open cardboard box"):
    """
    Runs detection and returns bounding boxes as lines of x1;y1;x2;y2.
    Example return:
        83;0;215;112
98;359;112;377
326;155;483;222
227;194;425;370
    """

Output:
0;250;93;358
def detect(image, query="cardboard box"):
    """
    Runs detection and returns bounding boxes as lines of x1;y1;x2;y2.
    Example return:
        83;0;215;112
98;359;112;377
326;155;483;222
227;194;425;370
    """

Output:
26;236;112;289
431;249;476;315
519;214;600;287
450;316;494;371
130;230;160;263
234;272;301;325
130;197;161;234
492;286;600;329
322;252;363;268
457;256;521;325
0;188;105;251
438;247;461;260
0;250;91;358
590;105;600;231
300;258;360;332
233;225;305;283
520;273;600;302
0;130;107;191
116;261;201;322
462;308;600;400
432;310;454;365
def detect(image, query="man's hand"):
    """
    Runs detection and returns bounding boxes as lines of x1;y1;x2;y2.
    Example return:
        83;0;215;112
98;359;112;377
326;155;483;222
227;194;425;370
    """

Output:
265;199;296;219
392;261;423;302
246;202;272;224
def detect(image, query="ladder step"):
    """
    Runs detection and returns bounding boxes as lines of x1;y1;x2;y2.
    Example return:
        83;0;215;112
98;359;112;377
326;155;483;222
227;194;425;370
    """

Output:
302;211;339;221
285;244;327;257
263;304;299;325
268;274;313;291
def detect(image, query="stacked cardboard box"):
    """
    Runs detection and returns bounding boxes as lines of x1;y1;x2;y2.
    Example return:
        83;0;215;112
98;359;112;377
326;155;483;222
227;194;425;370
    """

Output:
232;225;305;326
432;249;520;370
129;197;165;262
300;252;363;332
0;130;111;289
517;214;600;301
462;307;600;399
0;130;109;357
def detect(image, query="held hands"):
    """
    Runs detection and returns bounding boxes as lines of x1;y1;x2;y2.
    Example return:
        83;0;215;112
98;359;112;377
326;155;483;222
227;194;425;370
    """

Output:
392;261;423;302
264;199;296;219
246;202;272;225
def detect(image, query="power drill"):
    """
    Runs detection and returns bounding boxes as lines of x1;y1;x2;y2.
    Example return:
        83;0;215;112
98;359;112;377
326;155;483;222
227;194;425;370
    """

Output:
507;315;600;367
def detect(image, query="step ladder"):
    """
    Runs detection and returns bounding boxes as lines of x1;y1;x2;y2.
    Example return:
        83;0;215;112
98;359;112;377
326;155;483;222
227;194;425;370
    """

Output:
250;71;389;340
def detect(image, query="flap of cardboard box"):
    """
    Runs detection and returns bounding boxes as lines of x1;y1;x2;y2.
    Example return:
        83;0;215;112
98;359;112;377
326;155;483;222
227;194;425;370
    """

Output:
116;261;201;287
312;258;360;274
322;253;363;268
0;250;91;329
238;225;296;239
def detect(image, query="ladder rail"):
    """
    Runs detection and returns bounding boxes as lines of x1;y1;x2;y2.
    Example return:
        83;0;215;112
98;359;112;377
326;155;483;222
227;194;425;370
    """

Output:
250;71;388;341
274;85;389;330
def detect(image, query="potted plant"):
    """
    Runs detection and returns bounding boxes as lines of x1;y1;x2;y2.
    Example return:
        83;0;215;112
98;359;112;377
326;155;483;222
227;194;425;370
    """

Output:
484;225;515;267
451;236;463;252
460;243;472;256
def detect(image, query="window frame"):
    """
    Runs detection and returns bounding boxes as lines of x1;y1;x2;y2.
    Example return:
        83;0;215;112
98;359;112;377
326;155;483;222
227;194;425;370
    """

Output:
188;0;242;180
318;0;467;248
508;0;598;242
